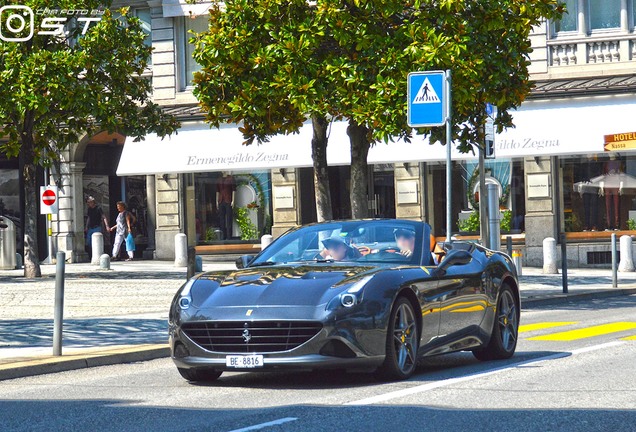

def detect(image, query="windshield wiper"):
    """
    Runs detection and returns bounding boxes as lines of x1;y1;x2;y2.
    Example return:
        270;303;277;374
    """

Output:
249;261;277;267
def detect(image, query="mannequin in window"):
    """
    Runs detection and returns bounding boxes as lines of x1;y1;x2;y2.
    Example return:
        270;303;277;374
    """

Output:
216;171;236;240
603;154;621;230
579;155;600;231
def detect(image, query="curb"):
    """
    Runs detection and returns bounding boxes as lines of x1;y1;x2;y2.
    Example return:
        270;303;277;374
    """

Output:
521;287;636;308
0;344;169;381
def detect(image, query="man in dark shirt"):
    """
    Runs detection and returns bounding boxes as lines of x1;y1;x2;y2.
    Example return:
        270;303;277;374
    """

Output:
216;173;236;240
85;196;109;256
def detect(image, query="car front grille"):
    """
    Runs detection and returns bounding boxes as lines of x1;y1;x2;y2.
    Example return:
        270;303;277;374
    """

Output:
181;321;323;353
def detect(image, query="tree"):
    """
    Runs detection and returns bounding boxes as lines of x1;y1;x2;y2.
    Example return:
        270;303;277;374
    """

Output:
193;0;563;221
191;0;336;222
0;1;179;278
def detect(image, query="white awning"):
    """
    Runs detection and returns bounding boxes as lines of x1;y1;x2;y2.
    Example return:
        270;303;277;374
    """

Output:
116;94;636;176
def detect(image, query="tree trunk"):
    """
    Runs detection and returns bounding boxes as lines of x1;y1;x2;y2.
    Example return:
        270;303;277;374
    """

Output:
311;115;333;222
347;120;370;219
21;136;41;278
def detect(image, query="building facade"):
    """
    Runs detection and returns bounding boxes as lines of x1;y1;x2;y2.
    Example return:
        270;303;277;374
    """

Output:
11;0;636;267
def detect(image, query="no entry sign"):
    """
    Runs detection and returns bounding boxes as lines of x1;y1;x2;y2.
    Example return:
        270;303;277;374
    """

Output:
40;186;59;214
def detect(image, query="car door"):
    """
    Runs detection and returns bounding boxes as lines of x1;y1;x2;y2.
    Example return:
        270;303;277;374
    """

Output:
436;256;488;340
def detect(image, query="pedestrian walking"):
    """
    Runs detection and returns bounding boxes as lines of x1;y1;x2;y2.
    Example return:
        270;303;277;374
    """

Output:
85;196;109;258
109;201;135;261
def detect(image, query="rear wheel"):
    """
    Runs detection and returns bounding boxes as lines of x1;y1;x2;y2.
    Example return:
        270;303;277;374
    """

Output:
376;297;419;381
473;284;519;361
177;367;222;382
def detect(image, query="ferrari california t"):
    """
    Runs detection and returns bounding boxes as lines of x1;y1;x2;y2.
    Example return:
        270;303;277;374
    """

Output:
169;219;520;382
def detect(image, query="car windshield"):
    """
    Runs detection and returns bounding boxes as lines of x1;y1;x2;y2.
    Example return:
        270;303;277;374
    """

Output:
250;221;424;265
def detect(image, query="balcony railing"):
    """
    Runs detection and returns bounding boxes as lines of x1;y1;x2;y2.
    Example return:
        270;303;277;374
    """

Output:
547;34;636;66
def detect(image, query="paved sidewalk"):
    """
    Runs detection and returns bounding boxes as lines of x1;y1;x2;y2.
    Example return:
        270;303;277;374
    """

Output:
1;259;635;380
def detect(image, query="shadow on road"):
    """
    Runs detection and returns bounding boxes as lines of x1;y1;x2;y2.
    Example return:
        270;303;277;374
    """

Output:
0;318;168;348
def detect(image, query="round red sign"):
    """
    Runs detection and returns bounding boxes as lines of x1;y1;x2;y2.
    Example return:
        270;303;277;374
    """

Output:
42;189;56;206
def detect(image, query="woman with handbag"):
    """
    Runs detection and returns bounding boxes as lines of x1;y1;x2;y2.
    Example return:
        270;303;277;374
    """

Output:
109;201;135;261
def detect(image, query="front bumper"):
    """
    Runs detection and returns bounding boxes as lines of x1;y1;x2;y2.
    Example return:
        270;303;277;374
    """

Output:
170;320;386;372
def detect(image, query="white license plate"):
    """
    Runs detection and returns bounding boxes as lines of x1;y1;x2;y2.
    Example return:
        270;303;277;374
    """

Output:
225;354;264;368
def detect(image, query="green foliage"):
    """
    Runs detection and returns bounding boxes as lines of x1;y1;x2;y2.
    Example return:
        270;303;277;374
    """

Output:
458;209;513;232
565;212;582;232
500;210;512;232
234;207;258;240
192;0;564;151
458;211;480;232
205;227;218;241
627;219;636;231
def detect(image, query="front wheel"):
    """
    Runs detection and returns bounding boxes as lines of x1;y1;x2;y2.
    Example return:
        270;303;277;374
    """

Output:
473;284;519;361
376;297;419;381
178;367;222;382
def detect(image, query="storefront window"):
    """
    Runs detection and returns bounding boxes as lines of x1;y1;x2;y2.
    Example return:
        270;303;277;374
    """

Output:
554;0;578;33
589;0;620;30
562;153;636;232
457;159;524;234
194;171;272;243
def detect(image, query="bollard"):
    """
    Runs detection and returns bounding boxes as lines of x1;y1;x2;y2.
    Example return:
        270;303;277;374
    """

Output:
16;253;23;269
506;236;513;258
91;232;103;265
195;255;203;272
611;233;617;288
99;254;110;270
261;234;273;250
187;246;196;280
542;237;558;274
53;251;66;356
512;249;523;277
618;235;634;273
175;233;188;267
560;233;568;294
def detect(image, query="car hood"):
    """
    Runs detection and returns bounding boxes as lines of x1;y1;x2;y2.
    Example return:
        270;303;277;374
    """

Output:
188;263;380;308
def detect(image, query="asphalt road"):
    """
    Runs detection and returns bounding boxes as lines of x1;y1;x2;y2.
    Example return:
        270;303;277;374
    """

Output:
1;295;635;432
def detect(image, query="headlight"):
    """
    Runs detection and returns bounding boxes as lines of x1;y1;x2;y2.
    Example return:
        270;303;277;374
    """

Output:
327;275;373;310
178;279;195;310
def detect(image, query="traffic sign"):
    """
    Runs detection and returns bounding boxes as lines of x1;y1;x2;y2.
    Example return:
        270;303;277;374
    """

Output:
604;132;636;152
485;103;497;159
40;186;59;215
407;71;448;127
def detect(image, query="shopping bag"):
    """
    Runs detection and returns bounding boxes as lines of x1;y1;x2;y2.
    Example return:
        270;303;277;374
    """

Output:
125;233;136;251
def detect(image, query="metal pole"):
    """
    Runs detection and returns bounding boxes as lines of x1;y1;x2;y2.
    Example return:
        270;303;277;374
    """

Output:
42;168;54;265
611;233;618;288
445;69;452;243
560;233;568;294
53;251;66;356
487;183;500;251
187;246;196;280
506;236;513;257
478;146;488;248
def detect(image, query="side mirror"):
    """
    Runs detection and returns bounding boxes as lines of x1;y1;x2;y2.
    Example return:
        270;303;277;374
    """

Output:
436;249;472;274
235;254;255;269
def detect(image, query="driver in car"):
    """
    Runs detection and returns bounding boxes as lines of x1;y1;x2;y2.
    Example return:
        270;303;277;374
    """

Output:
322;236;361;261
394;227;445;265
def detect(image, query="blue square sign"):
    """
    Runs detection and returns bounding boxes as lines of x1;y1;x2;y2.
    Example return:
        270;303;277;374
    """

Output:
407;71;448;127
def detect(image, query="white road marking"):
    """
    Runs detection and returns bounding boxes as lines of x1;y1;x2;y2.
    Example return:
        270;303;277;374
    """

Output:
345;341;627;406
226;417;298;432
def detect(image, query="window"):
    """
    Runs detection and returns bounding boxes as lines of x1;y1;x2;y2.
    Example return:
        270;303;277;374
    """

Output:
183;16;208;88
555;0;578;32
135;8;152;65
589;0;620;30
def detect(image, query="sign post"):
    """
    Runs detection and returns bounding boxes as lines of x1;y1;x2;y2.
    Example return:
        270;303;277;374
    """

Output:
40;184;59;265
408;70;452;242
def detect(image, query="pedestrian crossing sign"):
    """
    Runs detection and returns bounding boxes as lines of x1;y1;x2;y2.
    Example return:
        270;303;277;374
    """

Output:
407;71;448;127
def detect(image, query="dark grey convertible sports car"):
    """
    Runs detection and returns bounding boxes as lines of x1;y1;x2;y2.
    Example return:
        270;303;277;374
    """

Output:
169;219;520;382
